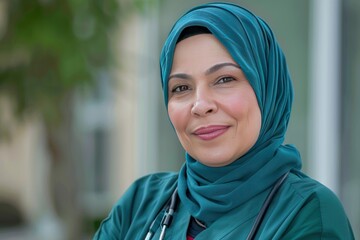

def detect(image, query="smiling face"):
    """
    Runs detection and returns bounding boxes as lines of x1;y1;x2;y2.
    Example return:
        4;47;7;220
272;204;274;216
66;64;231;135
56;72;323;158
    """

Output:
167;34;262;167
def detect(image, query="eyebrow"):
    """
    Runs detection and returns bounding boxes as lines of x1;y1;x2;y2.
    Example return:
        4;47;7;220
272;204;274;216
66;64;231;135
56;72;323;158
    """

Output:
168;62;241;82
205;62;241;75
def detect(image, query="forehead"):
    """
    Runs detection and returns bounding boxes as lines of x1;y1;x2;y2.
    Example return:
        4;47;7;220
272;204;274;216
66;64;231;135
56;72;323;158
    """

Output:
171;34;236;73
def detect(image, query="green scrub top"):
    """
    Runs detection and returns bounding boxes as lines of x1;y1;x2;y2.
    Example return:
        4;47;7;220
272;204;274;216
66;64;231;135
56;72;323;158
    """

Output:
93;171;354;240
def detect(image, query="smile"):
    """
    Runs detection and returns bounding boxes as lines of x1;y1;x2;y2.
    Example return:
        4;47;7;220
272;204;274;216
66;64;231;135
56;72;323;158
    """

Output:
193;125;230;141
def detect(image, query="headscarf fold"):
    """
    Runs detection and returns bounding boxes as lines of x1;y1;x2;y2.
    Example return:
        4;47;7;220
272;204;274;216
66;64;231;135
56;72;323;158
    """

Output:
160;2;302;226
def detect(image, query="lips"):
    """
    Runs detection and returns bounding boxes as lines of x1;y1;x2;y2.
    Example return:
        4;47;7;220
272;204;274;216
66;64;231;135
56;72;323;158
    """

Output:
193;125;229;141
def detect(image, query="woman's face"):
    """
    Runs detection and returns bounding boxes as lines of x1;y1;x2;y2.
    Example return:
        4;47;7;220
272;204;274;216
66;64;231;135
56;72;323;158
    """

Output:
167;34;261;167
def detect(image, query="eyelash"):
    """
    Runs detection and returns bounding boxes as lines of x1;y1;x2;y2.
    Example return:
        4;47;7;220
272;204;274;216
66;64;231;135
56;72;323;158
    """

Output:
170;76;236;93
171;85;190;93
216;76;235;84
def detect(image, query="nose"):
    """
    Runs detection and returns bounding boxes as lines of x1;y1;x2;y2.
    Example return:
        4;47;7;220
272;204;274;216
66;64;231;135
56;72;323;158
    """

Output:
191;88;217;117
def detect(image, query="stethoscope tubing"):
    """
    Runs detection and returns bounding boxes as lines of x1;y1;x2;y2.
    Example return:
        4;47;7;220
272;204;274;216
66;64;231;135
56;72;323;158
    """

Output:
246;171;289;240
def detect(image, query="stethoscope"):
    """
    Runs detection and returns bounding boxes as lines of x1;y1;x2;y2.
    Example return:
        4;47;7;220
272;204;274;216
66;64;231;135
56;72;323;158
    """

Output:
145;172;289;240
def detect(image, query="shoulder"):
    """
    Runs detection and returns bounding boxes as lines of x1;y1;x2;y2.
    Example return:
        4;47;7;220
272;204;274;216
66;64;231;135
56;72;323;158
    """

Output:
279;171;354;239
133;171;178;189
286;171;340;205
113;171;178;215
121;172;178;198
94;172;178;240
116;172;178;210
286;171;346;215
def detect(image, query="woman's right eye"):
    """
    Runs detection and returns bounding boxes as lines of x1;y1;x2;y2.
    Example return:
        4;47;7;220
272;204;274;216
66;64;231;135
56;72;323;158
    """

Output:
171;85;189;93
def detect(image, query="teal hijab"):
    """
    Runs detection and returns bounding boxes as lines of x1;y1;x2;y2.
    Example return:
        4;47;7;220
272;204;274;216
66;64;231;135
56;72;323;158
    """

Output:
160;3;302;226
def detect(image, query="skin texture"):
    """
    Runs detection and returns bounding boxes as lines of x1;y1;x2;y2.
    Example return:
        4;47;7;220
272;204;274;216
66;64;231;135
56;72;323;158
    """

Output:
167;34;262;167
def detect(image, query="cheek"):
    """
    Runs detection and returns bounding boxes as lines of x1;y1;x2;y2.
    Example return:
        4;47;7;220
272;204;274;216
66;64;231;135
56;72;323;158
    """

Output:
222;94;249;116
167;102;189;132
222;90;261;124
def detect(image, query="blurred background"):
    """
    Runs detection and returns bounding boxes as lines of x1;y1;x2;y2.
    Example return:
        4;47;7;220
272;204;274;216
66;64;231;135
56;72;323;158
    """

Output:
0;0;359;239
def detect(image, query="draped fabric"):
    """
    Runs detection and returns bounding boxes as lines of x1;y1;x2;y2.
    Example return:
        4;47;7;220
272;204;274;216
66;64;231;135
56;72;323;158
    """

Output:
160;2;302;226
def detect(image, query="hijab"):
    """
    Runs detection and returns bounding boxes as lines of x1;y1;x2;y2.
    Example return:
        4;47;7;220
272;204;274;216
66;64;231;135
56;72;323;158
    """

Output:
159;2;302;226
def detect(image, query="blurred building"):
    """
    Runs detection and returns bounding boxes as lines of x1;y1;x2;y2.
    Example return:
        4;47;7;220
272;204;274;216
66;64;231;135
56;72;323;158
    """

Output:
0;0;359;239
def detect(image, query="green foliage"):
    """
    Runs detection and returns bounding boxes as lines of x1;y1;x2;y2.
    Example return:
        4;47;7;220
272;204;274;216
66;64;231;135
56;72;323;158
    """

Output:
0;0;120;123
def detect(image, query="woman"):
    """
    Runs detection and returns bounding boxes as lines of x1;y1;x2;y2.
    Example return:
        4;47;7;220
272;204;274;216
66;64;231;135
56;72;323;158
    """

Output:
94;3;354;239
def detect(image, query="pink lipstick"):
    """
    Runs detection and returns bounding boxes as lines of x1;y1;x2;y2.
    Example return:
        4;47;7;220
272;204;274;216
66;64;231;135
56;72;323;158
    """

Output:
193;125;229;141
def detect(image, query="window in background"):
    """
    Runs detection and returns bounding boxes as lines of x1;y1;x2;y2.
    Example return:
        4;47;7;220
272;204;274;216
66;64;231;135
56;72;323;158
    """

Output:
74;70;116;220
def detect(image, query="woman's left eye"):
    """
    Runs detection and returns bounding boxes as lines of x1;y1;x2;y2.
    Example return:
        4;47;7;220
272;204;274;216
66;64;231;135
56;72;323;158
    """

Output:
216;76;235;84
